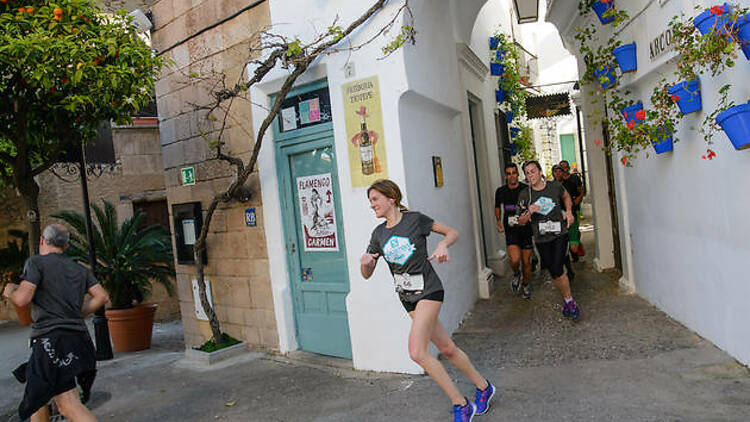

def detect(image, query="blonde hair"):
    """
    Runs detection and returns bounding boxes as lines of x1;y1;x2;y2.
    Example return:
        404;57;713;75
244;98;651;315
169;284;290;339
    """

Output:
367;179;408;212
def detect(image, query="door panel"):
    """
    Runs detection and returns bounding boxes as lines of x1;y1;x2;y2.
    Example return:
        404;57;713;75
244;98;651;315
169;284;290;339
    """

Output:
279;139;352;358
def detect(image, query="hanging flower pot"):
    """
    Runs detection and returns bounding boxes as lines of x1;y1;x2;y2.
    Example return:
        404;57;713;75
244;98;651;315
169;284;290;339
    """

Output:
496;49;506;61
621;101;645;125
736;14;750;60
667;80;702;115
651;132;674;154
490;62;504;76
489;36;500;50
591;0;615;25
716;102;750;150
496;88;506;103
593;65;616;90
693;3;732;35
506;111;514;123
612;43;637;73
510;127;520;138
510;143;518;156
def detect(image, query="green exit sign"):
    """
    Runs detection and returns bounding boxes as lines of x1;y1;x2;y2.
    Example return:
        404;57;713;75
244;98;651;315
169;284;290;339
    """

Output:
181;167;196;186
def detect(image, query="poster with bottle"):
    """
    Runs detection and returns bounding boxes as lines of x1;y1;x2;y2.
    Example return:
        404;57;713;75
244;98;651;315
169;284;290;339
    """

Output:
296;173;339;252
341;76;388;187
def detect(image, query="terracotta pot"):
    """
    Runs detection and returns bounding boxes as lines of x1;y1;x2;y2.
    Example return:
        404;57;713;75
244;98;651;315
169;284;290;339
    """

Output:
105;303;158;352
13;302;33;326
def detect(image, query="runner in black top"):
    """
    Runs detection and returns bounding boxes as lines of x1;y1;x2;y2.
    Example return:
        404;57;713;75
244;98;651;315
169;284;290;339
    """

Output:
559;160;585;261
518;161;581;321
3;224;109;422
361;179;495;421
494;163;533;298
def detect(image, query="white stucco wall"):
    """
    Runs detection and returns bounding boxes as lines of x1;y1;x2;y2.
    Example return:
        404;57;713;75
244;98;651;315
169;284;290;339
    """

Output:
549;0;750;365
252;0;515;373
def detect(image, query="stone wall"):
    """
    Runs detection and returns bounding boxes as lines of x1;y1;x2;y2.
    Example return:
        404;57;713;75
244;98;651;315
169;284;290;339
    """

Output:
150;0;276;349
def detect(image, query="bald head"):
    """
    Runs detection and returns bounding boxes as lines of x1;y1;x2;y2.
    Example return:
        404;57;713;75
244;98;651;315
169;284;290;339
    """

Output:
42;224;70;248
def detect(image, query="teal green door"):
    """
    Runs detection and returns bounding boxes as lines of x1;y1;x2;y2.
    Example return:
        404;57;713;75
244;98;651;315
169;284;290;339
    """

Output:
560;134;577;167
276;126;352;358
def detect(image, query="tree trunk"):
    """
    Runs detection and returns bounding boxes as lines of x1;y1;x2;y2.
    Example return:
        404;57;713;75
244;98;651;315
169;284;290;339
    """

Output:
18;180;41;256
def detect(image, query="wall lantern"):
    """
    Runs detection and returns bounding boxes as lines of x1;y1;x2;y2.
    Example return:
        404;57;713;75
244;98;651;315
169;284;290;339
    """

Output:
513;0;540;24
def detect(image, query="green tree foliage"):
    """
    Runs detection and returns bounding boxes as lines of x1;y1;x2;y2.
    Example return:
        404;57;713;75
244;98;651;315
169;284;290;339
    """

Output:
0;0;163;253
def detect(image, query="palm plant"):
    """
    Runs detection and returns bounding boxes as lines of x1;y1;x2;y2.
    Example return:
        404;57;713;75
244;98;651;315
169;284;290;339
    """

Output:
51;200;175;309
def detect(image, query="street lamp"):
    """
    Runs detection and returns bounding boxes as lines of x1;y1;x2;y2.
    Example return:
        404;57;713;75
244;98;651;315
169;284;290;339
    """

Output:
513;0;540;24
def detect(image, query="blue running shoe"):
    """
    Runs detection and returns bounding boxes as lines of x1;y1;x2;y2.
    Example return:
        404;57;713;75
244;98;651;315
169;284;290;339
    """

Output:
562;300;581;321
452;399;476;422
510;273;521;294
521;283;531;299
474;380;496;415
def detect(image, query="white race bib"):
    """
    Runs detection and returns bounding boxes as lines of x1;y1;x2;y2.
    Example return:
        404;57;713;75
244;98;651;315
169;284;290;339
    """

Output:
539;221;561;234
393;273;424;292
508;215;519;226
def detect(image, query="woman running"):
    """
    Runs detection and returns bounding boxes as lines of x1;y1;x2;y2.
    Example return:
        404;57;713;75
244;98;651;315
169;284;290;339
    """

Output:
360;179;495;422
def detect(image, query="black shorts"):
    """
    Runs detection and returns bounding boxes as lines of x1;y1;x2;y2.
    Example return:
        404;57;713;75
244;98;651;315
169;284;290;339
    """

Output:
401;290;445;312
536;235;569;279
505;227;533;250
17;329;97;421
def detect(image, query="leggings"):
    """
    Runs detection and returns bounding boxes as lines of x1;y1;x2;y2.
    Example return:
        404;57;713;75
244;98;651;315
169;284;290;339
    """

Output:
536;234;569;279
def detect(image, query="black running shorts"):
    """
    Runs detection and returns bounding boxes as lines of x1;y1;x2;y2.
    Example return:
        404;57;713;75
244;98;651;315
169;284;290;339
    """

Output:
505;227;533;250
401;290;445;313
536;234;569;279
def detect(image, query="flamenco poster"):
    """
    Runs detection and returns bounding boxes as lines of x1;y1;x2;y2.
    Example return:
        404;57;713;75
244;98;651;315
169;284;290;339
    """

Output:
296;173;339;252
341;75;388;187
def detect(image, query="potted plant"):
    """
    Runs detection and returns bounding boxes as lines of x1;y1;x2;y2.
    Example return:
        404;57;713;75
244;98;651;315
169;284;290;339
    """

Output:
612;42;637;73
716;101;750;150
0;230;31;325
52;200;175;352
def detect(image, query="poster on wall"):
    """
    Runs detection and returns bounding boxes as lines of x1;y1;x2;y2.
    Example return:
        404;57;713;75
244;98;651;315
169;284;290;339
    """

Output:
341;76;388;187
297;173;339;252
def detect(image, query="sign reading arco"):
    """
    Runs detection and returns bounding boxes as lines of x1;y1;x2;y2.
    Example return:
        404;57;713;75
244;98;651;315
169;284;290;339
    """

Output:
649;28;674;61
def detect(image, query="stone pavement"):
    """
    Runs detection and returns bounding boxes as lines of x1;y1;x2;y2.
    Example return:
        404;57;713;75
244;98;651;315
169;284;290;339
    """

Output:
2;230;750;421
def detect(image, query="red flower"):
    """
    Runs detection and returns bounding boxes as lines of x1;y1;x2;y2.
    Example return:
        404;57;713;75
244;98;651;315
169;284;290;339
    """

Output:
595;139;601;146
671;94;681;102
626;120;636;129
49;88;55;94
635;110;645;120
710;5;724;16
622;111;629;119
706;148;717;160
601;0;611;3
621;156;628;166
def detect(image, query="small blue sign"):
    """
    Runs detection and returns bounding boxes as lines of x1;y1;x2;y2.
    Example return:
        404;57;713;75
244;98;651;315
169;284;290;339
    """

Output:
245;208;257;227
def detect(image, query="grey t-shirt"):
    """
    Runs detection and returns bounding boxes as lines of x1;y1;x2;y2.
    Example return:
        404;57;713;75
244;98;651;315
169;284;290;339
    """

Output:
517;180;568;243
21;253;99;338
367;211;444;302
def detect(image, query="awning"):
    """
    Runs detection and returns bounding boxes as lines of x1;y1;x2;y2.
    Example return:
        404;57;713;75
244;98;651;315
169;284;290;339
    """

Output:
525;93;571;119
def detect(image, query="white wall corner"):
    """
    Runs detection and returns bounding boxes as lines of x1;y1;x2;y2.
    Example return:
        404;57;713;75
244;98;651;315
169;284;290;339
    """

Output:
618;275;636;295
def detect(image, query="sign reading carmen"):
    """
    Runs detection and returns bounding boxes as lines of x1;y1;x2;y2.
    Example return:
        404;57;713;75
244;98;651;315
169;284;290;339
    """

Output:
649;28;674;61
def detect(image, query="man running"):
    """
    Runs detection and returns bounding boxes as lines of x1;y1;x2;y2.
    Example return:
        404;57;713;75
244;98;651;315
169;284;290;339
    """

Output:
518;161;581;320
559;160;585;261
495;163;534;299
3;224;109;422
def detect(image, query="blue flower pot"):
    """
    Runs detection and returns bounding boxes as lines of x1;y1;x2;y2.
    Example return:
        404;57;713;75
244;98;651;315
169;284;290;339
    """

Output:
612;43;637;73
651;133;674;154
737;15;750;60
489;36;500;50
510;143;518;156
591;1;615;25
693;3;732;35
490;62;504;76
667;80;702;115
510;127;520;138
621;101;645;125
716;102;750;150
506;111;514;123
496;88;506;103
593;65;616;90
